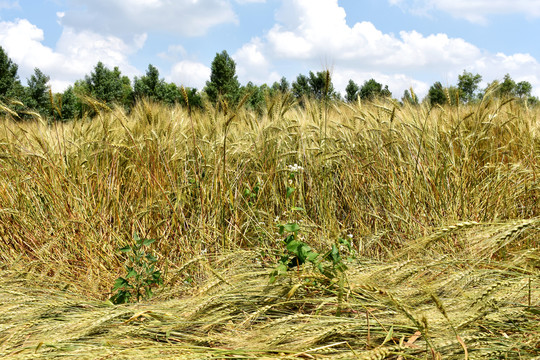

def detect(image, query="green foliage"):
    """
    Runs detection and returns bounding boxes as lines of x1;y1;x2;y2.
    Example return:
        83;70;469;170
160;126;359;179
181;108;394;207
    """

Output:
291;74;311;104
134;64;161;101
457;70;482;103
84;62;133;108
516;81;532;99
134;64;187;106
269;220;317;284
271;76;290;93
427;81;446;106
180;87;203;109
446;85;460;106
241;81;266;113
205;50;240;106
307;70;335;100
110;233;163;304
270;219;352;289
527;96;539;107
0;46;21;99
359;79;391;101
269;167;350;285
24;68;51;116
291;71;335;105
345;79;360;102
402;89;418;105
242;182;260;207
58;86;83;121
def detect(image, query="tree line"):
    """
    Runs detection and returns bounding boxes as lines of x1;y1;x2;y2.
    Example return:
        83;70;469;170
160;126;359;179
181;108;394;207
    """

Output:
0;47;537;122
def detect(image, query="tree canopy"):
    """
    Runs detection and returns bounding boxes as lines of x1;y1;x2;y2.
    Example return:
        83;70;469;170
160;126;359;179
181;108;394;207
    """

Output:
84;62;132;108
359;79;391;101
204;50;240;105
457;70;482;103
0;46;22;99
345;80;360;102
25;68;51;115
1;45;539;122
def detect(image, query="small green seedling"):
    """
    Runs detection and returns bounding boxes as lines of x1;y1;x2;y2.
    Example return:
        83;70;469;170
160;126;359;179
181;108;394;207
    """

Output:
110;233;163;304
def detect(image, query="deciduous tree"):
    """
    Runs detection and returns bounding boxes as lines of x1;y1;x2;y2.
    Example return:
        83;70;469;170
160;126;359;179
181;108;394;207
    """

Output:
427;81;446;106
457;70;482;103
345;79;359;102
204;50;240;106
84;62;133;108
25;68;51;115
0;46;22;99
359;79;391;100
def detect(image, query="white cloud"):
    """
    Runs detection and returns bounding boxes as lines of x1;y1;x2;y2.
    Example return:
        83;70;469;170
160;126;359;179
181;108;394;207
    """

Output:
235;0;265;3
389;0;540;23
0;0;19;10
61;0;237;38
169;60;211;89
265;0;480;70
0;19;143;91
158;44;188;62
233;0;540;98
233;38;281;85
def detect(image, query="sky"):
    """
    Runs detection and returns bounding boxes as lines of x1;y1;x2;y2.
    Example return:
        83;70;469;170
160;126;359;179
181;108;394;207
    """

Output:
1;0;539;99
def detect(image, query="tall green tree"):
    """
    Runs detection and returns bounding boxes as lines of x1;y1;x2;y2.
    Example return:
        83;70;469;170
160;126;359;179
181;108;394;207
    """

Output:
427;81;447;106
0;46;22;99
134;64;164;101
345;79;359;102
498;74;516;98
292;74;311;101
134;64;195;106
516;81;532;99
457;70;482;103
359;79;391;100
272;76;290;93
58;86;82;121
307;70;335;100
204;50;240;105
25;68;51;115
84;62;133;108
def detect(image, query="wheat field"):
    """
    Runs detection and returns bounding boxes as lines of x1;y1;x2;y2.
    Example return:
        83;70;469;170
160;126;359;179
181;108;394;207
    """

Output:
0;94;538;358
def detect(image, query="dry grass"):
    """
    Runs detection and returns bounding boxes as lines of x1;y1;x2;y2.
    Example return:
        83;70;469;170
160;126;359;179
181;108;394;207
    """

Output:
1;221;538;359
0;95;539;358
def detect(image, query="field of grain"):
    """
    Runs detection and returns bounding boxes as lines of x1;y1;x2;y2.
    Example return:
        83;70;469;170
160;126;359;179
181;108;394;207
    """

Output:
0;95;538;359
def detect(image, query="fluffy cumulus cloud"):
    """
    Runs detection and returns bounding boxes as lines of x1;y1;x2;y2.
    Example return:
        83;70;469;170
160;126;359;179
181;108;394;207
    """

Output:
0;19;143;91
265;0;482;69
169;60;211;90
389;0;540;23
233;38;281;85
60;0;237;38
235;0;540;97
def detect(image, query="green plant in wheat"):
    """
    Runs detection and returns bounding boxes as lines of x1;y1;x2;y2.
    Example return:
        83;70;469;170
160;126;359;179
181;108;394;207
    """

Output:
110;233;163;304
269;165;349;287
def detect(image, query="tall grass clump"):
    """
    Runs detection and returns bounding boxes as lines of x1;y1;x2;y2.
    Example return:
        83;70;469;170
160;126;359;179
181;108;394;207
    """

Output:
0;95;538;295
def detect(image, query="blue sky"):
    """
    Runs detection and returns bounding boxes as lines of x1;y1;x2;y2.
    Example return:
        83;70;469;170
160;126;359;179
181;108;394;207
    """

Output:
1;0;539;98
